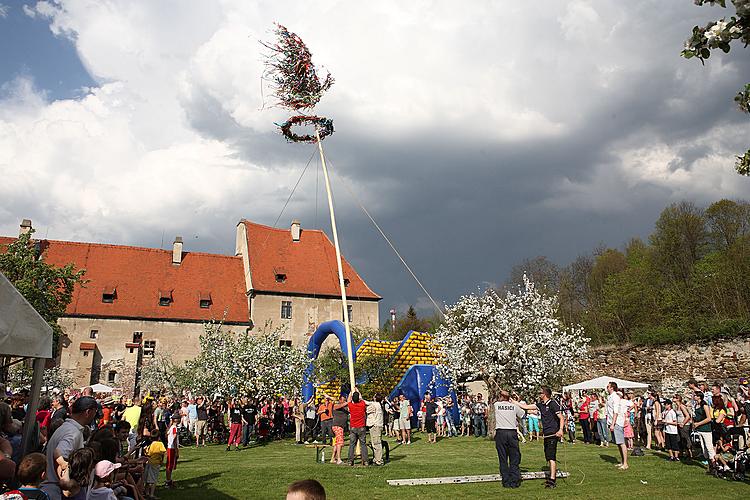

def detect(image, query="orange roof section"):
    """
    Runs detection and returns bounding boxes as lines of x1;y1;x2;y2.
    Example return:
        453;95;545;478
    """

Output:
242;220;381;301
38;239;250;324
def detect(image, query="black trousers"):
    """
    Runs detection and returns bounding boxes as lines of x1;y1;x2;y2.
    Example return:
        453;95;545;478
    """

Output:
580;418;592;443
494;429;521;486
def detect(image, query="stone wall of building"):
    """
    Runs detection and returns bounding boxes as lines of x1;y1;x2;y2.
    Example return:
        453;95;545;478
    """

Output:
250;294;380;345
581;333;750;395
58;317;248;394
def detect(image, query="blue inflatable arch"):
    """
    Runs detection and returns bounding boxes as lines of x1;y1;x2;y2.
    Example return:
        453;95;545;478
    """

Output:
301;320;355;402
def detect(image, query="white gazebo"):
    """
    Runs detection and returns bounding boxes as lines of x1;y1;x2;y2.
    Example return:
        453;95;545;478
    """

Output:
0;271;54;455
563;375;649;393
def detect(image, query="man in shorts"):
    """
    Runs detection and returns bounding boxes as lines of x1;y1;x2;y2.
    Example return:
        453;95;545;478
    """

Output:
607;381;628;470
518;387;564;488
398;395;412;444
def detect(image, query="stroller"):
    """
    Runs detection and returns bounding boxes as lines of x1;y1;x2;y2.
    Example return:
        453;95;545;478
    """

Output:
712;429;749;481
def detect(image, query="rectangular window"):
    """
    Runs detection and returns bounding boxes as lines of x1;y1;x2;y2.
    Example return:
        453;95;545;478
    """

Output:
343;305;353;323
158;290;172;306
281;300;292;319
107;370;117;384
132;332;143;344
143;340;156;357
89;330;98;339
83;351;89;357
279;340;292;347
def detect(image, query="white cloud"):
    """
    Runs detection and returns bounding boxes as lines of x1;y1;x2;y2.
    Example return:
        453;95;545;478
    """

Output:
0;4;9;18
1;0;749;252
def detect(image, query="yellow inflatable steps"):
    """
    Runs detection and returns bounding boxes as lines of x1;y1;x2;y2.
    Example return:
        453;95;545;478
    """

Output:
312;331;444;400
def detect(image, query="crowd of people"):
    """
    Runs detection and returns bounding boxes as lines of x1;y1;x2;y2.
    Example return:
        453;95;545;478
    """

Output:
491;378;750;489
2;377;748;498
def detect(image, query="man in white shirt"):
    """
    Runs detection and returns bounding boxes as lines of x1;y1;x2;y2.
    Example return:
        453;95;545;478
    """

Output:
607;382;628;470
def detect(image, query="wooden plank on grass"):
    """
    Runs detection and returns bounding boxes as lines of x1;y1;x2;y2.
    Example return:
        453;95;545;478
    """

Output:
387;471;569;486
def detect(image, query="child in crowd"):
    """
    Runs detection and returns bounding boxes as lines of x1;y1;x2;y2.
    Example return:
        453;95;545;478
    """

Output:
165;414;180;488
144;429;166;499
59;447;95;498
7;452;49;500
88;460;121;500
286;479;326;500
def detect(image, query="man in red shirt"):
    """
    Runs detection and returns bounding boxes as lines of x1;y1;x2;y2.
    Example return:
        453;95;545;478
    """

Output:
347;387;368;466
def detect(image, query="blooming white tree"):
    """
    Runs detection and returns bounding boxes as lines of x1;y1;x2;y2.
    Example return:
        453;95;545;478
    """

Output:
7;364;73;394
434;276;589;401
183;320;309;400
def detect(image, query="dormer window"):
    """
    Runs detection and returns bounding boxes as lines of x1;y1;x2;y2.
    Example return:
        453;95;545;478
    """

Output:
274;267;287;283
158;289;172;307
199;291;212;309
102;285;117;303
343;278;350;287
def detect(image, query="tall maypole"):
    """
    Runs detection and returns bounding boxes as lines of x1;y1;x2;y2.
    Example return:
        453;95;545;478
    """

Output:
262;24;355;391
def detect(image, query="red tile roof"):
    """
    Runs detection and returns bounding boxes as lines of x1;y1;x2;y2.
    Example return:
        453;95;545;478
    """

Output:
36;240;250;324
242;221;380;300
79;342;96;351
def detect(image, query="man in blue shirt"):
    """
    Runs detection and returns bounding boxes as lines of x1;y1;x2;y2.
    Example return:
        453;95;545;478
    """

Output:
187;399;198;435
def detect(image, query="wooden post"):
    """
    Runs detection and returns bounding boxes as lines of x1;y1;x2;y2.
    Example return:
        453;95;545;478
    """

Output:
20;357;45;455
315;129;356;392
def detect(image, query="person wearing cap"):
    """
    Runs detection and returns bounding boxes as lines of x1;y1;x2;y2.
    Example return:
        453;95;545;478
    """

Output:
41;396;98;500
88;460;121;500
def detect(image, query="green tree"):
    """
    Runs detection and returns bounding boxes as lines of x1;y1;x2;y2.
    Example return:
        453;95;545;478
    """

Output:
705;199;750;250
682;0;750;175
382;305;430;341
650;201;708;286
0;230;86;382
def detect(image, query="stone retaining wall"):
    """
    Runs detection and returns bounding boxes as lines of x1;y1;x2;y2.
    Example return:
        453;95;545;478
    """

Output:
580;333;750;395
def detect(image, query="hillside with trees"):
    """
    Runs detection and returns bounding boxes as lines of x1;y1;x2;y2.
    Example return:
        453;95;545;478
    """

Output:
506;199;750;346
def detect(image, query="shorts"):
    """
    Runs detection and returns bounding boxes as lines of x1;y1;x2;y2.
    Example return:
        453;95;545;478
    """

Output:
543;436;558;461
393;418;400;431
166;448;178;471
399;417;411;430
195;419;207;437
613;425;625;445
528;418;540;433
145;463;160;484
332;425;344;445
666;432;680;451
425;420;436;433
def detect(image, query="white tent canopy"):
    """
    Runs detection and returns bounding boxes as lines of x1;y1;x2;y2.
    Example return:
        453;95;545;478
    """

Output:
563;375;649;392
86;383;114;393
0;271;53;358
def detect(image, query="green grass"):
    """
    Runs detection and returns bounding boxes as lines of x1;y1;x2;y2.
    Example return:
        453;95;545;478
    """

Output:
156;435;749;499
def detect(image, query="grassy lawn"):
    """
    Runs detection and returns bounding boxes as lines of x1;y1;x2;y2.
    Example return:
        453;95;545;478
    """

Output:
156;434;748;499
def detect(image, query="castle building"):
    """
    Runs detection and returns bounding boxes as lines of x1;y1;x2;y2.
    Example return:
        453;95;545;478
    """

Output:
1;219;380;394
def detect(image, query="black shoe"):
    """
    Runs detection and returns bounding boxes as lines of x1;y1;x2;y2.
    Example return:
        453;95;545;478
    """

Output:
545;481;557;489
508;483;520;489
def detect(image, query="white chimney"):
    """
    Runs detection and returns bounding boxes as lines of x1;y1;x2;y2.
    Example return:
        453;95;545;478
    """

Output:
172;236;183;264
291;220;301;242
19;219;32;236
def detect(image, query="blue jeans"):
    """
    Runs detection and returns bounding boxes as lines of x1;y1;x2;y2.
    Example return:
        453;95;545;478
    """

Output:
597;419;610;444
242;421;255;445
473;415;487;437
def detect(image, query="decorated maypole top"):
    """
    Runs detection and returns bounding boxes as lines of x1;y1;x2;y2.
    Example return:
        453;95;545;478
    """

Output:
262;23;335;143
262;24;356;395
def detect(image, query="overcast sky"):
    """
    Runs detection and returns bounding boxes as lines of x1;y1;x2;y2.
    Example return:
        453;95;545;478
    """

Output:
1;1;749;321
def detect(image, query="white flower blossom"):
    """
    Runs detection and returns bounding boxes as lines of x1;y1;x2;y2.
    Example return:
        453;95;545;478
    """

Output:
433;275;589;396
